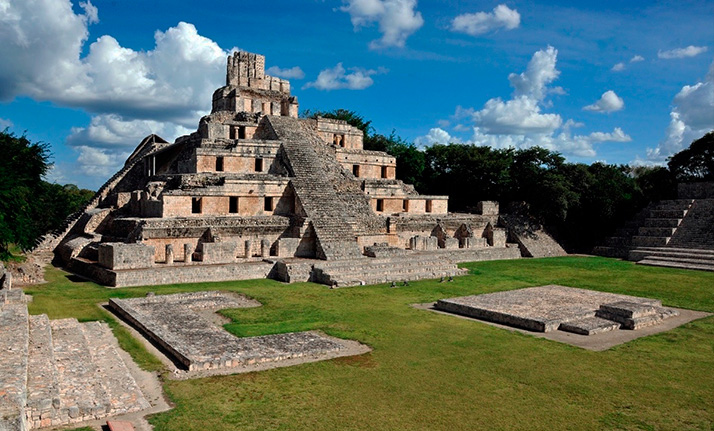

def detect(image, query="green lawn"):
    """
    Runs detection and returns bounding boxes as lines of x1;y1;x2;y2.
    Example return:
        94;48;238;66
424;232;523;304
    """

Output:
25;256;714;431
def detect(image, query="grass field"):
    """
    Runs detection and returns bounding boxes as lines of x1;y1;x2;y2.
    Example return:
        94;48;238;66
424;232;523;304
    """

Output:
24;256;714;431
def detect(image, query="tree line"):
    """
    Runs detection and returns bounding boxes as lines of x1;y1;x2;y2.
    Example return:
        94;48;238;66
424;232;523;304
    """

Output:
306;110;713;252
0;130;94;259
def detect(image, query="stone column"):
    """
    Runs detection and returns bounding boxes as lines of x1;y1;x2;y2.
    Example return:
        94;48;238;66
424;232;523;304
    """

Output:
1;271;12;290
244;240;253;258
184;243;193;263
261;239;271;258
165;244;174;265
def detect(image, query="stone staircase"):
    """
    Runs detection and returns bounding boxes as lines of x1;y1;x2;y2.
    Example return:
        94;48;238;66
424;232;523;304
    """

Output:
270;117;375;260
30;135;163;255
629;247;714;272
593;199;694;258
312;254;465;287
0;291;149;431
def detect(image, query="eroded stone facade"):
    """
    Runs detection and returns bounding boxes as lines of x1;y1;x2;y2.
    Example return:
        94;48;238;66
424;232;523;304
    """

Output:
45;50;554;287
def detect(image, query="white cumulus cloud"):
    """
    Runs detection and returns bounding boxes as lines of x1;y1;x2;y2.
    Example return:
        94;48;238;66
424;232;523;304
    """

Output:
643;61;714;162
426;47;633;158
611;62;626;72
414;127;458;146
583;90;625;113
658;45;708;59
66;114;193;178
450;4;520;36
340;0;424;49
508;46;560;101
266;66;305;80
630;55;644;63
304;63;385;90
0;118;12;129
474;96;562;135
0;0;244;186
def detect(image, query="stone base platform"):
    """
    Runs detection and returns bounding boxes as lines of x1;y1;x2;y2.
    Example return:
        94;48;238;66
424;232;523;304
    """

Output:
109;291;368;374
435;285;678;334
65;245;523;288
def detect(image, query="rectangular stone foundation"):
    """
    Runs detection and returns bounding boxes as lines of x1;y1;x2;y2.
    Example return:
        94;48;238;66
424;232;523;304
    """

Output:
109;292;352;371
435;285;664;333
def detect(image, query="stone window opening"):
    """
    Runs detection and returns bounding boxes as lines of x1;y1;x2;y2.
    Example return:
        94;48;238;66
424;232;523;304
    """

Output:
340;134;346;147
426;200;433;213
352;165;360;177
216;156;224;172
229;196;239;214
238;126;246;139
376;199;384;212
403;199;409;212
229;126;237;139
381;166;388;178
255;158;264;172
264;196;274;212
192;197;202;214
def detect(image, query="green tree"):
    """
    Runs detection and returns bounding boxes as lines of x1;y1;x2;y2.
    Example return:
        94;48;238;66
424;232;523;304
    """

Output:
667;131;714;181
0;130;95;259
0;130;52;257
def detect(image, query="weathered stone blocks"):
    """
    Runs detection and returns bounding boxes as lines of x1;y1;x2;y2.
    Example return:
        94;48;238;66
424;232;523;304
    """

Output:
436;285;677;335
109;292;355;372
98;243;155;270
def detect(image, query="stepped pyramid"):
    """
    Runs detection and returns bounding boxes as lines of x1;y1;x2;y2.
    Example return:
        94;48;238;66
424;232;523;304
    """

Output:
0;290;149;430
39;50;541;287
594;182;714;271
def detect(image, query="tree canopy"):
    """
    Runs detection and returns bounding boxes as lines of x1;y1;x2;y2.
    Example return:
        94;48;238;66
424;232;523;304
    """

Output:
0;130;94;258
668;131;714;182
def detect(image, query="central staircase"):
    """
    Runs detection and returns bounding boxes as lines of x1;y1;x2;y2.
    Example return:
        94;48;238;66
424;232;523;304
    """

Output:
270;117;377;260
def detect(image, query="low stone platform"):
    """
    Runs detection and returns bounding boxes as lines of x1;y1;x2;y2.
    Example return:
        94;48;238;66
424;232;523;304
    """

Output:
109;291;367;373
435;285;678;334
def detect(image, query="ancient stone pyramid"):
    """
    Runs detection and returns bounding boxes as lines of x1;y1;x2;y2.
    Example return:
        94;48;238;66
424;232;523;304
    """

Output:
40;51;535;287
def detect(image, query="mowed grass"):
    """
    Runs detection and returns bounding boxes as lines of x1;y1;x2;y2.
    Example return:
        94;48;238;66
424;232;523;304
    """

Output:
24;256;714;431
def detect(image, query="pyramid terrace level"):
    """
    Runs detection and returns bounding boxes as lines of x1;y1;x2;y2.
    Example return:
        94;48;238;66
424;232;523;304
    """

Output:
38;51;563;287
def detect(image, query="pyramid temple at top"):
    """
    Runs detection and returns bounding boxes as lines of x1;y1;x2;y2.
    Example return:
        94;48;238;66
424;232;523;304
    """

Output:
37;51;564;287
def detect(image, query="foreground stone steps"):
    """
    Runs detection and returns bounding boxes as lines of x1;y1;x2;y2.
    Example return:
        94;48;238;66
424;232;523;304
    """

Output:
0;291;30;431
50;318;113;425
1;292;150;431
26;315;60;428
80;322;150;415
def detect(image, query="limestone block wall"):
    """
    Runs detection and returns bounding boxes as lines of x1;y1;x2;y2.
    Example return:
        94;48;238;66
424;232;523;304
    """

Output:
159;185;292;218
195;154;277;174
370;196;448;215
316;118;364;149
336;150;396;179
98;243;155;270
199;122;259;141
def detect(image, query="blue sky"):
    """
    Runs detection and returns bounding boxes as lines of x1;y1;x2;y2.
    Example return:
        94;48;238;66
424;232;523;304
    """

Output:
0;0;712;189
